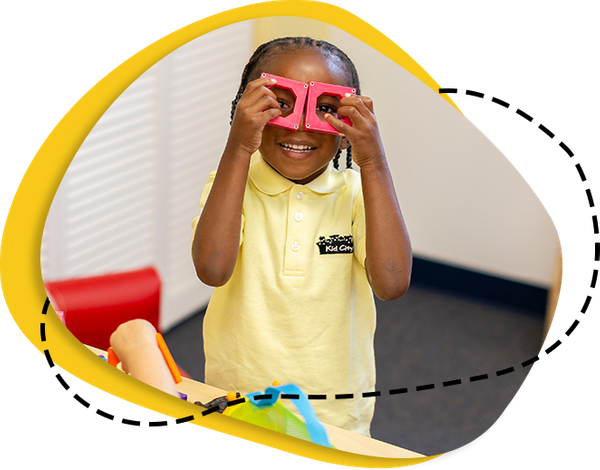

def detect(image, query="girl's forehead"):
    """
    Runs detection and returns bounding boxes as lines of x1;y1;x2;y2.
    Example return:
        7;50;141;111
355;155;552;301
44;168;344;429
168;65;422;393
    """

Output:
257;49;350;86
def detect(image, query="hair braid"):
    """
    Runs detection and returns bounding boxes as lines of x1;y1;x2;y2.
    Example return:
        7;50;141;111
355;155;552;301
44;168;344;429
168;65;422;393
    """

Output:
346;147;353;169
333;148;342;170
231;37;360;170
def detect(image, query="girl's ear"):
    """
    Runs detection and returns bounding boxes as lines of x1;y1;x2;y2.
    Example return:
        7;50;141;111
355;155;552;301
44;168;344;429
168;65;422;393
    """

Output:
339;136;350;150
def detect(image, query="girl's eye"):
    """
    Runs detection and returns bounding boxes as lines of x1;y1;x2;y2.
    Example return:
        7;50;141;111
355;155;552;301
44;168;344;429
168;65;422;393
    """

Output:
316;104;338;120
317;105;336;114
277;100;294;117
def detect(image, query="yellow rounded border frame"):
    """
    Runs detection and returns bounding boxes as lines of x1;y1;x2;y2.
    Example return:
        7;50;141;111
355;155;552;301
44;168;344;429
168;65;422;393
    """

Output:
0;1;450;467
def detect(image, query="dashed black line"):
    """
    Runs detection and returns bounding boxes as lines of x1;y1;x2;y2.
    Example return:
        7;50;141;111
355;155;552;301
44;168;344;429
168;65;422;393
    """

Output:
469;374;489;382
44;349;54;368
492;97;510;108
176;415;195;424
566;320;580;337
202;406;220;416
443;379;462;387
466;89;484;98
335;394;354;399
227;398;245;406
545;340;562;354
42;297;50;315
522;356;539;368
308;356;538;400
496;367;515;377
254;394;272;400
281;393;300;399
96;409;114;420
538;124;555;138
194;397;246;416
416;384;435;391
516;109;533;121
40;297;538;414
40;297;50;344
308;394;327;400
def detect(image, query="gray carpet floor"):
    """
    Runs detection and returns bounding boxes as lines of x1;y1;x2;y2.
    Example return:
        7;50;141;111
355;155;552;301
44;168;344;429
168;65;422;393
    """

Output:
164;284;544;456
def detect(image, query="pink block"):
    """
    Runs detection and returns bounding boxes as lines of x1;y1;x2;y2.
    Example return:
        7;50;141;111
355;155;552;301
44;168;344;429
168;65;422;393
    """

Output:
304;81;356;135
262;73;308;131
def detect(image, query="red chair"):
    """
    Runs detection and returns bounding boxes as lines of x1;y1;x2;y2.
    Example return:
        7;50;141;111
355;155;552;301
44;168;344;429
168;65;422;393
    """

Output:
44;266;191;380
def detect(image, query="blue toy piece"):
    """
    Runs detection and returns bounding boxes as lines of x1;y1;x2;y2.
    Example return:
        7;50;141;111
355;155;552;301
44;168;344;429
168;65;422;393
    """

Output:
246;383;331;448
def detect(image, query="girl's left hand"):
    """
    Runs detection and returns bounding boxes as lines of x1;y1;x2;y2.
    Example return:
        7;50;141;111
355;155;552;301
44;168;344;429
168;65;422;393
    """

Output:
324;94;386;169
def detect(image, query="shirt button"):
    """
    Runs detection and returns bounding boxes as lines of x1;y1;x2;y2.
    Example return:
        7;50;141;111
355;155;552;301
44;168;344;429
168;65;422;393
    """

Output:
294;213;303;222
295;192;304;200
291;241;300;251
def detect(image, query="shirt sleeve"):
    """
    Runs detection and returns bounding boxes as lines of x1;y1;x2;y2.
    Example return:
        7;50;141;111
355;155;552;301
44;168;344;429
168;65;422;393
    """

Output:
352;183;367;269
190;171;245;254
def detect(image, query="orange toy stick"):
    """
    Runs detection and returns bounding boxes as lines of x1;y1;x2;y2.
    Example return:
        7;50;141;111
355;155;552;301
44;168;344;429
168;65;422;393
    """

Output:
107;347;120;366
107;334;181;385
155;333;182;384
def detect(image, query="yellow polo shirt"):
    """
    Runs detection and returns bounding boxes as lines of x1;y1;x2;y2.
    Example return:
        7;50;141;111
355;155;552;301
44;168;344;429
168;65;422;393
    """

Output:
191;154;376;436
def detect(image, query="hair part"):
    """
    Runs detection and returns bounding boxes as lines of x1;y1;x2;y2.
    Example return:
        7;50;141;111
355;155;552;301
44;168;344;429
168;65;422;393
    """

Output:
230;37;360;170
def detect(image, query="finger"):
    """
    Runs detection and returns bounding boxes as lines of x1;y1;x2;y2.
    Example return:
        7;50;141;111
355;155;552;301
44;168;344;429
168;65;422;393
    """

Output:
358;95;375;114
247;93;281;116
261;107;282;122
234;94;279;123
324;113;352;136
341;95;374;119
243;77;278;97
240;87;279;111
336;105;367;128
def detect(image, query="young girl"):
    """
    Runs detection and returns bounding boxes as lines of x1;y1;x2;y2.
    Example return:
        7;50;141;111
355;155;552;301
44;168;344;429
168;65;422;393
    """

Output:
191;37;411;436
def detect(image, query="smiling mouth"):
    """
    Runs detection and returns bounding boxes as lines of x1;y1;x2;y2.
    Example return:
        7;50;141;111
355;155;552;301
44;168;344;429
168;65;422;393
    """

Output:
279;143;317;153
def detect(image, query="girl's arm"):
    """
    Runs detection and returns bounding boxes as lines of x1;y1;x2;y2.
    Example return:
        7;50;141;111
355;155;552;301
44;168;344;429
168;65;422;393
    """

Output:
359;153;412;301
326;96;412;301
109;319;179;397
192;77;280;286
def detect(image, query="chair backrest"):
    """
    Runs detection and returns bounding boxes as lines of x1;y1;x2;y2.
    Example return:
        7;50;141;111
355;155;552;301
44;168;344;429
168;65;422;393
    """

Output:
44;266;161;350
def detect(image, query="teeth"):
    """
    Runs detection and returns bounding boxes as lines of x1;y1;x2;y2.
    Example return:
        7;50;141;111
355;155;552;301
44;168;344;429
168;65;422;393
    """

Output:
280;143;316;151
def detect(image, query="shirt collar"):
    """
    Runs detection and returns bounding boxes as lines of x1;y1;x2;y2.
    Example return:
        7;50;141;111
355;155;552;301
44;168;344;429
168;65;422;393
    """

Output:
248;152;346;196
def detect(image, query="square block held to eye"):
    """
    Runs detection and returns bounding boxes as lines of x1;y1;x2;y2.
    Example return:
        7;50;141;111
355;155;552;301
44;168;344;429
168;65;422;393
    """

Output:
261;73;309;131
305;81;356;135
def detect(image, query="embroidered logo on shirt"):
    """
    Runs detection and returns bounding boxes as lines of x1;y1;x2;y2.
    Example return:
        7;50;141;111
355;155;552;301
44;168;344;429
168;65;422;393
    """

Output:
316;235;354;255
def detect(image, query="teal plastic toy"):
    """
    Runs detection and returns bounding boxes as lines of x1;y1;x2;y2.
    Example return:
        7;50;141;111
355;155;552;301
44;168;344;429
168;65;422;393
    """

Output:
224;383;332;448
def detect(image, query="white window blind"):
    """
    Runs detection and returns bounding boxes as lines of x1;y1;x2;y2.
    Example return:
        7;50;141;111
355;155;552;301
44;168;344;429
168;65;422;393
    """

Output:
42;21;254;330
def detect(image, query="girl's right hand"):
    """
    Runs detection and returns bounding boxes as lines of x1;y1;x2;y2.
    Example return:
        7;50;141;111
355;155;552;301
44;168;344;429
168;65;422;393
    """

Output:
226;77;281;157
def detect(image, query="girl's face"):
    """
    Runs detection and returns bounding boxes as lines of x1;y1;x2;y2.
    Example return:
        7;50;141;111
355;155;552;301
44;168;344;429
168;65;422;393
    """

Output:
257;49;350;184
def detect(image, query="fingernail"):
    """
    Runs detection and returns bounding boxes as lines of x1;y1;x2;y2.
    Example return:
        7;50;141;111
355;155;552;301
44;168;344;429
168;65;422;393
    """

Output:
271;78;277;83
344;92;352;97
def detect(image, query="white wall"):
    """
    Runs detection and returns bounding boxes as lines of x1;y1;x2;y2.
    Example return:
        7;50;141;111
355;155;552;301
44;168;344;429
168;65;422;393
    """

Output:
246;15;559;288
329;26;559;287
42;21;254;329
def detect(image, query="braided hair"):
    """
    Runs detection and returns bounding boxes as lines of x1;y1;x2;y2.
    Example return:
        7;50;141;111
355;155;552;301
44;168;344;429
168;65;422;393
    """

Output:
230;37;361;170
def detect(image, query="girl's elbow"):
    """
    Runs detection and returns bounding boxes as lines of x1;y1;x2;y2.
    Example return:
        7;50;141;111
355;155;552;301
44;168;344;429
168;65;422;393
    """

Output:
375;284;408;301
196;265;232;287
375;274;411;301
367;258;411;301
193;256;234;287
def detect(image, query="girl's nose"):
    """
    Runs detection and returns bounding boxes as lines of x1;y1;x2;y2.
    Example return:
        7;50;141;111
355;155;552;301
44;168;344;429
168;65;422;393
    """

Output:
298;100;312;131
299;108;307;130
